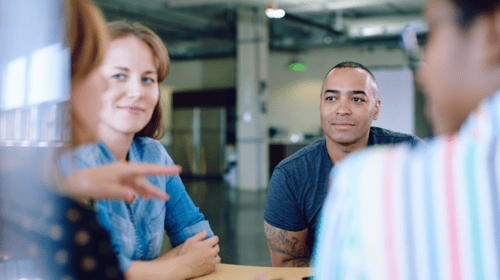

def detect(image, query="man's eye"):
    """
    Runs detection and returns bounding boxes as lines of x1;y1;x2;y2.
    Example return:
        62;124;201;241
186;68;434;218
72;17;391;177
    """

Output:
326;96;334;101
353;97;364;102
113;74;125;80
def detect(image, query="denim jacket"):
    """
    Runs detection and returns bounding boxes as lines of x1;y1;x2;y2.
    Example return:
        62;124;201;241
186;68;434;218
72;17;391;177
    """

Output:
60;137;214;273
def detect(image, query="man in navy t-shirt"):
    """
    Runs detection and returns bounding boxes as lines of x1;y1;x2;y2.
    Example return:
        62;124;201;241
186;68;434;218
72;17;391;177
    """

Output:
264;61;423;267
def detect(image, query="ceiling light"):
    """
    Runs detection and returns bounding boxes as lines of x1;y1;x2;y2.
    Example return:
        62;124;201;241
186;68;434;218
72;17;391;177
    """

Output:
265;4;285;19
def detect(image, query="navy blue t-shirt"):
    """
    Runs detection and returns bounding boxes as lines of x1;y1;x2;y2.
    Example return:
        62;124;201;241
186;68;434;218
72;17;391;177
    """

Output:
264;127;423;254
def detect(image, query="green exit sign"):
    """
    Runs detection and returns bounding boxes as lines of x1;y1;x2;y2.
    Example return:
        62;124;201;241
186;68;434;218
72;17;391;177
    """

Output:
289;63;307;71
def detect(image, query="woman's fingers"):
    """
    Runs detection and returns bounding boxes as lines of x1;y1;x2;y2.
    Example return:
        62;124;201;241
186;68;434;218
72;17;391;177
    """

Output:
190;230;208;242
97;182;136;203
204;235;219;247
125;163;182;177
64;163;174;202
131;177;163;200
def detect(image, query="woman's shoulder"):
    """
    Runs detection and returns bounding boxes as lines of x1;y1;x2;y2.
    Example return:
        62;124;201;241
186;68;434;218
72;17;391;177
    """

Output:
132;136;164;151
132;136;174;164
59;142;103;173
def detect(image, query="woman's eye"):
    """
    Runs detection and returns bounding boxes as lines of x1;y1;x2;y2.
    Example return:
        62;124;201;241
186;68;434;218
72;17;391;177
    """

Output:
113;74;125;80
142;77;155;83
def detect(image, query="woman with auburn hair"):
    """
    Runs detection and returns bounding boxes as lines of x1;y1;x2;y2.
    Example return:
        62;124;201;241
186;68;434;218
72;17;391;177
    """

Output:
66;2;181;204
61;21;221;280
0;1;123;279
63;2;185;278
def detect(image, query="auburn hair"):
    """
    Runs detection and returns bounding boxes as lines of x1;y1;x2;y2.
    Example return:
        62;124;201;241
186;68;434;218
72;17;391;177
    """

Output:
70;0;108;82
69;0;108;147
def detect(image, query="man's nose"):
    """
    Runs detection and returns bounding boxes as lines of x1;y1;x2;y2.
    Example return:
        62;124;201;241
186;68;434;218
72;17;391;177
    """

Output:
336;98;351;115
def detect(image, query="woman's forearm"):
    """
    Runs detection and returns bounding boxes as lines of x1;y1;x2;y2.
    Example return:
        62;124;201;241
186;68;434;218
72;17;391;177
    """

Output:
161;243;183;259
124;256;191;280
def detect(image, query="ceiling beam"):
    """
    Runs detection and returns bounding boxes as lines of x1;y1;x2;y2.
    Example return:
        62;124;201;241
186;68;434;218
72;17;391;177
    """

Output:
285;0;423;14
99;5;233;41
283;14;343;36
166;0;327;7
166;0;424;12
95;0;229;30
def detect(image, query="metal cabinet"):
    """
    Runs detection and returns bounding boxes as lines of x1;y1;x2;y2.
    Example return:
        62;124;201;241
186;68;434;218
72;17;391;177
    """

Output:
171;107;226;177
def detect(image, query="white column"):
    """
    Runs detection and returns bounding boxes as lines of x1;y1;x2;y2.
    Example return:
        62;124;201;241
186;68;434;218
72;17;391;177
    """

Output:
236;9;269;191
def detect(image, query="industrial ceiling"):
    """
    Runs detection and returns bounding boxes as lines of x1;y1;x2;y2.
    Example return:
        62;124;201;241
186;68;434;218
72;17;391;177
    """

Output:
93;0;427;60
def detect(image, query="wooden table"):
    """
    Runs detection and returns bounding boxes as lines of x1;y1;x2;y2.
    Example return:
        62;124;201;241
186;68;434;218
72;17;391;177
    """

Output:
192;264;312;280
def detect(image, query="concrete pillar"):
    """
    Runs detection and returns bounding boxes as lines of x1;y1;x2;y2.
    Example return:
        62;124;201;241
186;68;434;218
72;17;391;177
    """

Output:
236;9;269;191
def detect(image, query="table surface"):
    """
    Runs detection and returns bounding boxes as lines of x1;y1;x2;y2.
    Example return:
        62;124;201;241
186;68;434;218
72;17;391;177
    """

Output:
192;264;312;280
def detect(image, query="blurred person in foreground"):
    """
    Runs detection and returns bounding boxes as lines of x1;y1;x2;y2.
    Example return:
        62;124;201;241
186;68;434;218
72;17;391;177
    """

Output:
1;0;181;279
1;1;124;279
264;61;422;267
313;0;500;279
60;20;220;280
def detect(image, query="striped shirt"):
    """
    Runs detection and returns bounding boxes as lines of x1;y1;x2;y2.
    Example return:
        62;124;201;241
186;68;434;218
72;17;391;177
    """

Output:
313;90;500;280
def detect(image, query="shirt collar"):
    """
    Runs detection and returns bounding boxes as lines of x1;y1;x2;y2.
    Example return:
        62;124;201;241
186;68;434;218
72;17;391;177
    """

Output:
96;138;140;163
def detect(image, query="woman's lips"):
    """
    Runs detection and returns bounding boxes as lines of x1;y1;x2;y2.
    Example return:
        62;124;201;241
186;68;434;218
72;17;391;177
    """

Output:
120;106;143;115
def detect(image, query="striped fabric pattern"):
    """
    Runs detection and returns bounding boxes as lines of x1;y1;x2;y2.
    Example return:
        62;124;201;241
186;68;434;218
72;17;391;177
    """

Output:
313;91;500;280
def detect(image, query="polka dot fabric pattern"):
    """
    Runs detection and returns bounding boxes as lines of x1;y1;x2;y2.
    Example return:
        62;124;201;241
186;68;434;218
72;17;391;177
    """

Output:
0;194;124;280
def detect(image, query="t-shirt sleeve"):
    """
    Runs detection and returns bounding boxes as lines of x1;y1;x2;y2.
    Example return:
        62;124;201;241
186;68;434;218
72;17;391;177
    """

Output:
264;166;307;231
409;135;426;148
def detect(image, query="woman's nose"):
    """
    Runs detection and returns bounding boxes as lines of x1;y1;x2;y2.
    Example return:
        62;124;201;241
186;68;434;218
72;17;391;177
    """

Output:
126;78;143;98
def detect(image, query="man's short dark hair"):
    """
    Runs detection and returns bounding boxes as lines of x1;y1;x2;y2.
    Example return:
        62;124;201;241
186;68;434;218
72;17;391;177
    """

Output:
326;61;376;82
325;61;378;98
450;0;500;29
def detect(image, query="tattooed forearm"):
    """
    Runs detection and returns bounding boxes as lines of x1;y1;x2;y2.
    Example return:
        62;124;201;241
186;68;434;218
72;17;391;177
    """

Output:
264;221;311;267
290;258;309;267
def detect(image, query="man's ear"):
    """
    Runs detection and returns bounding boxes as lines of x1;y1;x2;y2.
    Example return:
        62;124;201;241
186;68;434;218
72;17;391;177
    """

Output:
483;8;500;67
373;99;381;120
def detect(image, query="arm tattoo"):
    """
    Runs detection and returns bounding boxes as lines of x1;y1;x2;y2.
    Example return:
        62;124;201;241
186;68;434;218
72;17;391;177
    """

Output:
291;258;309;267
264;223;308;259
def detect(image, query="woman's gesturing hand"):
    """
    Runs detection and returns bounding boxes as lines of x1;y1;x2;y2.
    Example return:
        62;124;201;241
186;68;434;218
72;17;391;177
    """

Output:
64;162;181;202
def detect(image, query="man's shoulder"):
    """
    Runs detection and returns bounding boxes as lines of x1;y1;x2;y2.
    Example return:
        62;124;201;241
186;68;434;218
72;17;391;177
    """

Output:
275;139;326;171
369;126;423;147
